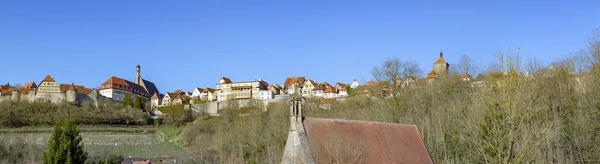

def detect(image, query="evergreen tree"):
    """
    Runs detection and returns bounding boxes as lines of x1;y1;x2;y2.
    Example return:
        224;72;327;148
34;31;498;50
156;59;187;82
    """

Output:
133;96;142;109
43;118;87;164
123;93;133;107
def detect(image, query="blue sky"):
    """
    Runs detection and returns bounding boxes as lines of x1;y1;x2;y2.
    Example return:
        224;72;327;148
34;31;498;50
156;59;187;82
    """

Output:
1;0;598;92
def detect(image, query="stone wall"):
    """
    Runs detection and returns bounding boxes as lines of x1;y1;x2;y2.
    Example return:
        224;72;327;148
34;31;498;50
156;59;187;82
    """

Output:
181;99;283;116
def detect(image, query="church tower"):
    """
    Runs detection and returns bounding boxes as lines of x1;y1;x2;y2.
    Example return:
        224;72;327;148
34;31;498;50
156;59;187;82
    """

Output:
434;51;449;76
135;65;141;85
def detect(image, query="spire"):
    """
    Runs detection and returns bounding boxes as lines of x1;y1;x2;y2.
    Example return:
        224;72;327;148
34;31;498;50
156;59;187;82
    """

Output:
440;50;443;58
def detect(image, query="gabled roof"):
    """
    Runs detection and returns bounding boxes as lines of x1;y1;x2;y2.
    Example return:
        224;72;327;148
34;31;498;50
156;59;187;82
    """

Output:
23;81;37;89
335;82;348;89
283;76;306;90
320;82;332;88
304;80;317;87
202;88;216;93
426;69;437;79
302;118;433;163
324;86;338;93
195;87;204;92
42;75;56;83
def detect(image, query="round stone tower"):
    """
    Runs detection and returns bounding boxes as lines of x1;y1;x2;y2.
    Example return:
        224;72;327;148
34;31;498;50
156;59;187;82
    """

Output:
66;83;78;102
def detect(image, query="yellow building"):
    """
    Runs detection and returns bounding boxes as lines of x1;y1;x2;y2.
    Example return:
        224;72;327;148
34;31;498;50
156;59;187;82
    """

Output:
216;77;269;101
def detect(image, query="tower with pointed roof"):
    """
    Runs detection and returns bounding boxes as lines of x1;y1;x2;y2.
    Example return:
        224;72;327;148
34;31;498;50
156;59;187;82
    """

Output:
66;83;78;102
434;51;449;75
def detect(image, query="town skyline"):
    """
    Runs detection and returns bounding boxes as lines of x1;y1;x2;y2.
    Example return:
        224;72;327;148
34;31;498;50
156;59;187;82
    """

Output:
2;1;599;92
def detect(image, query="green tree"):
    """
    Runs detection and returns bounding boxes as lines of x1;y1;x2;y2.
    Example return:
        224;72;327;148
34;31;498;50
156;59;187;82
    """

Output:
133;96;142;109
123;93;133;107
345;84;354;96
43;117;87;164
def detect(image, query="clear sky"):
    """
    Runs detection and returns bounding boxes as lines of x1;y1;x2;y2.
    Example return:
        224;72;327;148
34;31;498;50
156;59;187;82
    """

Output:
1;0;598;92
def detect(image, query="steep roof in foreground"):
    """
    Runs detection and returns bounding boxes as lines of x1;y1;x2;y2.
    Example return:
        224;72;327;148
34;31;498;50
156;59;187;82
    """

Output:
302;117;433;164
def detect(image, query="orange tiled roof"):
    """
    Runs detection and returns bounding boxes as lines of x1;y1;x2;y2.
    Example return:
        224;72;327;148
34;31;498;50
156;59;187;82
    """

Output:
42;75;55;83
68;83;77;91
100;76;150;97
426;69;437;79
58;84;93;94
283;76;306;90
434;57;447;64
23;81;37;89
335;82;348;88
151;92;159;99
1;85;12;95
320;82;331;88
324;86;338;93
202;88;216;93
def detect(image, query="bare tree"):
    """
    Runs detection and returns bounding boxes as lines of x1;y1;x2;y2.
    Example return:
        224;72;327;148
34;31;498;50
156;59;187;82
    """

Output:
525;57;544;76
455;54;478;75
371;57;422;84
587;29;600;64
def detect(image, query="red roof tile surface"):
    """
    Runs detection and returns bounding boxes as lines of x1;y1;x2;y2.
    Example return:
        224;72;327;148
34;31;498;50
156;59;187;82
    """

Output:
100;76;149;97
23;81;37;89
42;75;56;82
283;76;306;90
426;69;437;79
302;118;433;164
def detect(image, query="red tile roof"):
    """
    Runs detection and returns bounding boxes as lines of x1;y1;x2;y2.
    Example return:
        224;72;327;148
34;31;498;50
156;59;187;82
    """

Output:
100;76;150;97
434;57;447;64
68;83;77;91
283;76;306;90
22;81;37;89
324;86;338;93
42;75;56;83
202;88;216;93
426;69;437;79
302;118;433;164
58;84;93;94
335;82;348;89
